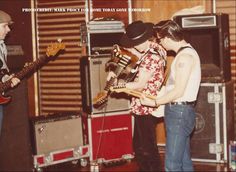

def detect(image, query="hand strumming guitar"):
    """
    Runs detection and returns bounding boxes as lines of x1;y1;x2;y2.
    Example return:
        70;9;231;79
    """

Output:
140;95;157;107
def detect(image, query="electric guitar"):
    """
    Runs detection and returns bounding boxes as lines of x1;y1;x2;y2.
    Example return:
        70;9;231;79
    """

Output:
0;41;65;104
110;86;165;118
110;87;156;100
92;45;140;107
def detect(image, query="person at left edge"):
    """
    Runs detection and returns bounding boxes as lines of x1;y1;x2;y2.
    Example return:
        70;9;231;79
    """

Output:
0;10;20;136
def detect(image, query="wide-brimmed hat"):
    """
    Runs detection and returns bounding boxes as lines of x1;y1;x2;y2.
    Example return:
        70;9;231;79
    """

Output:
120;21;154;48
0;10;13;24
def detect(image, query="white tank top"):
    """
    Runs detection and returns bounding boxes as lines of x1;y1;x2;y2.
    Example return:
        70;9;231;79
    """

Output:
166;44;201;102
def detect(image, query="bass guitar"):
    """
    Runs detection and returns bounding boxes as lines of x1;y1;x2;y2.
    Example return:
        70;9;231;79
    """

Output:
110;86;165;118
0;41;65;104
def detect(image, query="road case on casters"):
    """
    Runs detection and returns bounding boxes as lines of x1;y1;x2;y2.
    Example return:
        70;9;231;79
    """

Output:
31;113;90;169
82;111;134;164
191;81;234;163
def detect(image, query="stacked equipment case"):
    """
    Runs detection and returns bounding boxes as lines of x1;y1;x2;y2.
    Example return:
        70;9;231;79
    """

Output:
80;20;134;164
31;113;89;170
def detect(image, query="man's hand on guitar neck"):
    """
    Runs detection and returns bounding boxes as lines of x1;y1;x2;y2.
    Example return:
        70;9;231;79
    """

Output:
2;74;20;88
106;71;117;83
107;71;126;88
140;86;166;107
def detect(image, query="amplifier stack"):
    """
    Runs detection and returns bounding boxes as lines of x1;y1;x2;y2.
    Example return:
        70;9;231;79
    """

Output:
80;20;133;164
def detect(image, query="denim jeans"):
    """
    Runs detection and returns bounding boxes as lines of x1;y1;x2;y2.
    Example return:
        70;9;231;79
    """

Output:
164;104;196;171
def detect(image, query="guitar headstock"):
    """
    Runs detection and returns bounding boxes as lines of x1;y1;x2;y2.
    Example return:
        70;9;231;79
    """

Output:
92;91;108;106
112;44;139;63
46;40;65;57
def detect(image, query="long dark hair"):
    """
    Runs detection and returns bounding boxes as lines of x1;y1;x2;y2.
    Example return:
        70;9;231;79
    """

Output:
154;20;184;42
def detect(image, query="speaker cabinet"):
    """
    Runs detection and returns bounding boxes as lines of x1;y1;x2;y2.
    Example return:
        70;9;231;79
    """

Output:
191;81;234;162
80;55;130;114
31;113;83;155
174;13;231;82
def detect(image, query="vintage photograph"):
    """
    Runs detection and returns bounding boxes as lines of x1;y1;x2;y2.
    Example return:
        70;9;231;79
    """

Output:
0;0;235;171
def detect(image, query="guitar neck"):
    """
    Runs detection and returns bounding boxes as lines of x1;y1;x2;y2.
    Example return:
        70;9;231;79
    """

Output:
128;89;156;100
0;56;46;92
113;88;156;100
104;77;116;92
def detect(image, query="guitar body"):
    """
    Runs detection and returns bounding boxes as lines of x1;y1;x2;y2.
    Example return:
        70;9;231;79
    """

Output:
0;94;11;105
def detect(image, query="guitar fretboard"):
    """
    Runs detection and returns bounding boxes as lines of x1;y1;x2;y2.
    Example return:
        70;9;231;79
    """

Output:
0;56;46;92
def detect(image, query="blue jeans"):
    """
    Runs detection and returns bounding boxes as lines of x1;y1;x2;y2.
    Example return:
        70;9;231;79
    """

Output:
164;104;196;171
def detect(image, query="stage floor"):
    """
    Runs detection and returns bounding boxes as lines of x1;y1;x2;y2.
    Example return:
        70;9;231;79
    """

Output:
43;153;231;172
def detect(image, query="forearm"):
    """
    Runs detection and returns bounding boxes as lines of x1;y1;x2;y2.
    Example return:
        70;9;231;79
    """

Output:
156;88;183;105
126;81;146;90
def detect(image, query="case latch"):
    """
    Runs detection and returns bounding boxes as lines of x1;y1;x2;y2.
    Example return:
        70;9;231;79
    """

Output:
209;143;223;154
207;92;223;103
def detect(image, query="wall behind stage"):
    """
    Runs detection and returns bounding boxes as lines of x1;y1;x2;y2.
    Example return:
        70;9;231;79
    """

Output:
89;0;130;25
132;0;212;23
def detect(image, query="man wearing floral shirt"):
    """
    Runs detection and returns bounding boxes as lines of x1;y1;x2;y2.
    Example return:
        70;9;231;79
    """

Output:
109;21;166;171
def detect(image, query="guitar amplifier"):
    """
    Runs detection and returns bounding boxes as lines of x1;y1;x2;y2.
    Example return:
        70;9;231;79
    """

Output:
80;20;130;115
31;113;84;155
80;55;130;114
174;13;231;82
30;113;90;168
80;20;125;55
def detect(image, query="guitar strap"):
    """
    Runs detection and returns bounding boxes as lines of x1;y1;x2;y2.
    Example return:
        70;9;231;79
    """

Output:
124;49;149;82
0;41;9;71
176;46;192;55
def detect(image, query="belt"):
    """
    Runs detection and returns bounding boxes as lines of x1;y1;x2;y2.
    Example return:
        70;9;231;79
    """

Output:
169;101;196;106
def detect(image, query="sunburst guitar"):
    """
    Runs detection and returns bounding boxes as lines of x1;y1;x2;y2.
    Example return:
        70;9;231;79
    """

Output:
0;40;65;104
